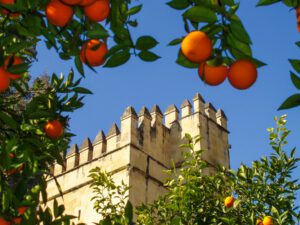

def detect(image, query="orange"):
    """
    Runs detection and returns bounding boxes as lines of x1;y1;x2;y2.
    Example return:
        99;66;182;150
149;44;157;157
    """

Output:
17;206;28;215
198;62;228;86
263;216;273;225
0;0;20;17
80;39;108;67
0;218;11;225
46;0;73;27
44;120;64;139
0;68;10;93
4;55;24;80
80;0;96;6
224;196;234;208
12;218;21;224
8;153;15;158
6;164;24;176
83;0;110;22
296;7;300;32
60;0;82;5
181;31;212;63
256;219;263;225
228;59;257;90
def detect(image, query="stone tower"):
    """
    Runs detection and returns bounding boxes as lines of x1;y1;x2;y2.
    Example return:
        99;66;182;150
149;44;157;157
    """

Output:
46;93;230;224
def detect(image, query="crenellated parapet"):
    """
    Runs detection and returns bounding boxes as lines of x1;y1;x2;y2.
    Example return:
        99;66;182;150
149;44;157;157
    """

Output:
51;93;228;177
47;93;230;224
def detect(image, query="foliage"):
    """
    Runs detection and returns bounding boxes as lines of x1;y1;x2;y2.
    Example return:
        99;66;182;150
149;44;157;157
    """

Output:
89;167;133;225
0;0;159;77
87;116;300;225
0;70;89;224
136;115;300;225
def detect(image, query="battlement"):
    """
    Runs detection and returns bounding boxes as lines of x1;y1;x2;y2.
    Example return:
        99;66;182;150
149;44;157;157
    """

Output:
52;93;228;176
47;93;230;224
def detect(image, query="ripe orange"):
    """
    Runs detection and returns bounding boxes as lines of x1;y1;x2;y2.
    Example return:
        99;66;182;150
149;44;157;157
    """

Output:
18;206;28;215
256;219;263;225
79;0;96;6
4;55;23;80
80;39;108;67
198;62;228;86
44;120;64;139
0;68;10;93
0;218;11;225
60;0;82;5
224;196;234;208
46;0;73;27
263;216;273;225
0;0;20;17
228;59;257;90
181;31;212;63
9;153;15;158
83;0;110;22
6;164;24;176
12;217;21;224
296;7;300;32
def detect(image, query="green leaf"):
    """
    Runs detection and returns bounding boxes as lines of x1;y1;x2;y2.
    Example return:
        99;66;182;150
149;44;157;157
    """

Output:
0;111;18;130
125;201;133;222
176;50;199;68
226;32;252;57
168;38;183;46
104;50;131;67
224;0;235;6
28;111;53;119
278;94;300;110
166;0;190;10
138;50;160;62
73;87;93;94
102;217;112;225
75;56;84;77
87;27;109;39
128;20;138;27
127;4;142;15
229;20;252;44
136;36;158;50
256;0;281;6
289;59;300;73
296;41;300;48
6;63;29;74
282;0;298;7
291;72;300;89
183;6;217;23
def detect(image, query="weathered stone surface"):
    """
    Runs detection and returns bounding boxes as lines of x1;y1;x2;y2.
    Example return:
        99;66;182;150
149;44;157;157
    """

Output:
46;93;229;224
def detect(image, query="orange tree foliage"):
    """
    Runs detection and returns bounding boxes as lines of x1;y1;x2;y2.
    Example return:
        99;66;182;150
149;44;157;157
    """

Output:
89;116;300;225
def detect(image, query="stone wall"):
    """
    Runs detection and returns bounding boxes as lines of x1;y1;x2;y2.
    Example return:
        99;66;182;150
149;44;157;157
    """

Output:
46;93;230;224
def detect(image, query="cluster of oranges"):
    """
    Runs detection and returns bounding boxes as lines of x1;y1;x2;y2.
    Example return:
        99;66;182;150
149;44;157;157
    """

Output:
45;0;110;27
0;0;110;69
0;56;24;93
0;206;28;225
181;31;258;90
224;196;273;225
45;0;110;67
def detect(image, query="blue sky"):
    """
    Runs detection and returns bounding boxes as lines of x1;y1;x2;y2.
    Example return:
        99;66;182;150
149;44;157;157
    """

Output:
30;0;300;171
